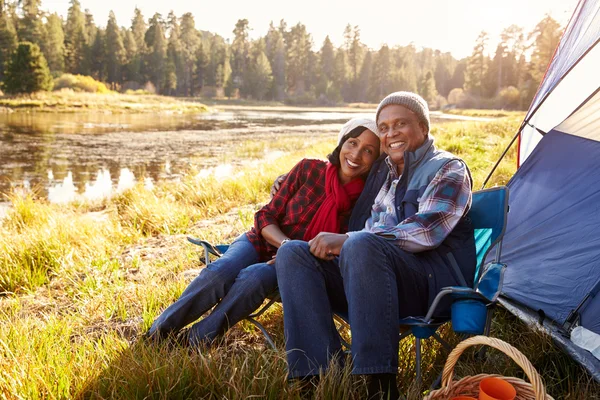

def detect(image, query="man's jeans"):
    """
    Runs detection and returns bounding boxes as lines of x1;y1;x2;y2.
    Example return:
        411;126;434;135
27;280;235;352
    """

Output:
276;232;429;378
149;234;278;345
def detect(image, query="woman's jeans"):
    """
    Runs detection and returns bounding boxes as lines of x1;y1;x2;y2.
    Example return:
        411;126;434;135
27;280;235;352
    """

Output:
276;233;429;378
148;234;278;345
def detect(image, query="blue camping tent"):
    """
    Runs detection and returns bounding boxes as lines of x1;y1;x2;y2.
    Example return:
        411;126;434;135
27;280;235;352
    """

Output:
493;0;600;382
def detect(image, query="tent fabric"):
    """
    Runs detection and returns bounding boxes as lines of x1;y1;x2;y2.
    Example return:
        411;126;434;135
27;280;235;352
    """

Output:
526;0;600;122
555;89;600;141
519;0;600;166
502;130;600;334
518;41;600;164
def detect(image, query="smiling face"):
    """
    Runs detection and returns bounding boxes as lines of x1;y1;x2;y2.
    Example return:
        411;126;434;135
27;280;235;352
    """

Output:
338;128;380;184
377;104;428;170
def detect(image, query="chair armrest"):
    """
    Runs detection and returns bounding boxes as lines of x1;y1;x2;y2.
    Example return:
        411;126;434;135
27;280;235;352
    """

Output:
187;237;224;257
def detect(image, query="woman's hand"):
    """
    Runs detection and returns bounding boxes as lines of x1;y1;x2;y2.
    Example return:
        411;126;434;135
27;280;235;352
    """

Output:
270;174;288;198
308;233;349;260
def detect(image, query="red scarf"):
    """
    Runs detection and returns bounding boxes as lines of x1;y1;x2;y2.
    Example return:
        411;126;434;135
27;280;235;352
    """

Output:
303;163;365;241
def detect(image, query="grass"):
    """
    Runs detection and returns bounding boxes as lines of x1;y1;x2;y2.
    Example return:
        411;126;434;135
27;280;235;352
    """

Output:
442;109;526;118
0;116;598;399
0;91;209;114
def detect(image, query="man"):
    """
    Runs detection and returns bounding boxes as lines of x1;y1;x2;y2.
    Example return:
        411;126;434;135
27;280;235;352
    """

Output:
275;92;475;398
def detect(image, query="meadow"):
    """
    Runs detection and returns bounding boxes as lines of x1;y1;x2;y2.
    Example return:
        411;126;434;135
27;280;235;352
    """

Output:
0;114;598;399
0;91;209;114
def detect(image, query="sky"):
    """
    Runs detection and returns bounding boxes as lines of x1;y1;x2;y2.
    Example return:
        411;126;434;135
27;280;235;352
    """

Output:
43;0;579;59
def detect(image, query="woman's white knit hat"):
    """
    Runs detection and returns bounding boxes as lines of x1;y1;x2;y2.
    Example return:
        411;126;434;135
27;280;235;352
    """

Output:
338;117;379;143
375;91;430;133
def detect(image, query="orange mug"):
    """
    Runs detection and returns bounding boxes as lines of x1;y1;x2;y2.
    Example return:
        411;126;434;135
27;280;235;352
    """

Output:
479;377;517;400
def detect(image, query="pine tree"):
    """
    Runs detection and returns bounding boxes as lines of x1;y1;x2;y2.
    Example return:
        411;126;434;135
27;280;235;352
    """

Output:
464;31;489;98
356;51;372;102
18;0;44;46
64;0;87;74
179;12;199;96
166;11;183;94
145;13;167;93
0;11;18;82
193;41;208;95
320;36;335;81
3;42;53;93
244;43;272;100
90;29;105;81
369;45;391;102
104;11;125;85
230;19;250;94
43;13;65;74
529;15;561;84
418;70;438;104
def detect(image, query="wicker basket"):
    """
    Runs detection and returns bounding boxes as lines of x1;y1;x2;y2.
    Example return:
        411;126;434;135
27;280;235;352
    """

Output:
424;335;554;400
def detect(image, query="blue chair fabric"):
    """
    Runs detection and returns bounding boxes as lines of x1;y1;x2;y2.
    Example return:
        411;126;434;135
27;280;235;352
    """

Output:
397;186;509;383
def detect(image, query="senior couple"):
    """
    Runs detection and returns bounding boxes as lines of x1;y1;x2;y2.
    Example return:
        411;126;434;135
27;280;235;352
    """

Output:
148;91;475;398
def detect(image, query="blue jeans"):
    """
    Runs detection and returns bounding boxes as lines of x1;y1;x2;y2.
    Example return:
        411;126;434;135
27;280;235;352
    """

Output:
276;232;429;377
149;234;278;345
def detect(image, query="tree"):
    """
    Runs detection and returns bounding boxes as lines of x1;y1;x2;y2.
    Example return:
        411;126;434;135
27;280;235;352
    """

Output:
356;51;372;102
90;28;105;81
529;15;561;84
165;11;183;94
434;52;455;97
320;36;335;81
3;42;53;93
369;45;391;102
64;0;87;74
286;23;312;95
245;45;273;100
104;11;125;84
230;19;250;93
0;11;17;81
193;41;209;95
179;12;199;95
43;13;65;74
145;13;167;93
464;31;489;98
18;0;44;46
418;70;438;104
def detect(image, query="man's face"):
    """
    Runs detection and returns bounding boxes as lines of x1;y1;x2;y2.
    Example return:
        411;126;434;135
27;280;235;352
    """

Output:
377;104;428;167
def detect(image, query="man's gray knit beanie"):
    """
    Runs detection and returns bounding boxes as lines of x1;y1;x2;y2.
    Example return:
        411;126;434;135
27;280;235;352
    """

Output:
375;91;430;133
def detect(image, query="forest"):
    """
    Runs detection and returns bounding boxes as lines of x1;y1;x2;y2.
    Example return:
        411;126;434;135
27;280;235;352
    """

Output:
0;0;563;109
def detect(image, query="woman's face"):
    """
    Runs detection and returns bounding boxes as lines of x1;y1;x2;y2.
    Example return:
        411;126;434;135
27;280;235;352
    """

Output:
338;129;380;184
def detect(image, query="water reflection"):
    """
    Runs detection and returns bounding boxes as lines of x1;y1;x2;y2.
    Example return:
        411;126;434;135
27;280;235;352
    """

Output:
0;107;483;205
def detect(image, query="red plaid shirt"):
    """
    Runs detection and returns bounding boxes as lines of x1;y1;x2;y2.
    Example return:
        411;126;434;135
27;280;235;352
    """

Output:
246;159;352;261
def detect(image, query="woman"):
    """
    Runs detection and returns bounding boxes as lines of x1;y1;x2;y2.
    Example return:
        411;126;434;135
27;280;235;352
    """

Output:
147;117;381;347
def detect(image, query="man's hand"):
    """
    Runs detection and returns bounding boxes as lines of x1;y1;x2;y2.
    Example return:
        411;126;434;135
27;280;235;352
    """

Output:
308;233;349;260
270;174;288;198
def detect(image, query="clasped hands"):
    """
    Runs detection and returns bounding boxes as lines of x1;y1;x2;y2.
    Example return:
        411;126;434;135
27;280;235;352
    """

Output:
308;232;349;260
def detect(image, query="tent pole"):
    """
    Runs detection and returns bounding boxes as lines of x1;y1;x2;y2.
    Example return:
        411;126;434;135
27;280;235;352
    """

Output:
481;129;520;190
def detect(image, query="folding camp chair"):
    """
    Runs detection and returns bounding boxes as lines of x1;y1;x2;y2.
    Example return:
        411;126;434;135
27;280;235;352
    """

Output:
396;186;509;383
186;237;281;349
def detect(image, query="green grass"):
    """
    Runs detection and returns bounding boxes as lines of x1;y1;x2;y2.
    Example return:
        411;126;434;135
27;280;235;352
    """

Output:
0;116;598;399
0;91;210;114
442;109;526;118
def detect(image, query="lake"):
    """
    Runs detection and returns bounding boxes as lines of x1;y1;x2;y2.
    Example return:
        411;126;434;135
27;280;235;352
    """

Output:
0;107;490;209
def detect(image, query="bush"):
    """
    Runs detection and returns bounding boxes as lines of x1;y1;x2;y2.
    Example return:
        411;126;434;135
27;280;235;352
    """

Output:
495;86;520;110
53;74;111;93
3;42;53;94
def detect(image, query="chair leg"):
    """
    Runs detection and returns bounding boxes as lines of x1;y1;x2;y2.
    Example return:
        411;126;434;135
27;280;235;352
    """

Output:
245;317;276;349
432;331;453;352
477;307;495;360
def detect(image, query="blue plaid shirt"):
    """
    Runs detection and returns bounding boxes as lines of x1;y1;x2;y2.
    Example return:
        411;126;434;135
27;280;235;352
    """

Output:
349;156;471;253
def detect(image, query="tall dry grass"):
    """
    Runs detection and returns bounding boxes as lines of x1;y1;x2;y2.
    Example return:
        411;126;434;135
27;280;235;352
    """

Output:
0;116;597;399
